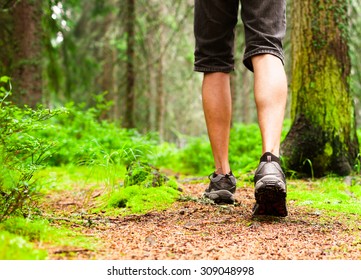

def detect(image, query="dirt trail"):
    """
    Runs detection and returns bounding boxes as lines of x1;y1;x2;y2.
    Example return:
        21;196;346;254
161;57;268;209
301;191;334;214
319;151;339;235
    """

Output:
42;180;361;260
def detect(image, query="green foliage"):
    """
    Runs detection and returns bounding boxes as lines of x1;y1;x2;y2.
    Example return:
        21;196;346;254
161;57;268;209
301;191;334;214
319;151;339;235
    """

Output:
38;101;158;166
229;123;263;172
175;136;213;175
0;231;47;260
0;77;63;221
172;121;291;175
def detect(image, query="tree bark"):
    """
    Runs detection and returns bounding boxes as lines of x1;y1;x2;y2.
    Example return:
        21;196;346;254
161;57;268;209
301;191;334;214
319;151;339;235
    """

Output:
12;0;43;107
124;0;136;128
97;1;118;120
155;4;166;140
281;0;359;177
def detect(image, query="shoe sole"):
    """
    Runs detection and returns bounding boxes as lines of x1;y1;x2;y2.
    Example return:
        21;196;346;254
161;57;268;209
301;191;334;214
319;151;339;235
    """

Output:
253;175;287;217
203;189;235;204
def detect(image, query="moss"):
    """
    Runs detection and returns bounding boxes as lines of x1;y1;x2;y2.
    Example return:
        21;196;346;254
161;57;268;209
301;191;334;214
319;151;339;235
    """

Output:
284;0;358;177
124;161;170;188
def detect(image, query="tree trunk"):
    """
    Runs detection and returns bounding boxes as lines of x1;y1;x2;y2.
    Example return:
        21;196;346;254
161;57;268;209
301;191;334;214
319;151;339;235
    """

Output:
155;51;165;140
124;0;136;128
281;0;359;177
98;1;118;121
12;0;43;107
155;4;166;140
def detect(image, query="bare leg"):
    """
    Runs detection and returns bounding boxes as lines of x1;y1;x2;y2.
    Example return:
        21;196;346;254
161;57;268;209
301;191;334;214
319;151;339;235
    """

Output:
252;54;287;157
251;54;288;216
202;72;232;175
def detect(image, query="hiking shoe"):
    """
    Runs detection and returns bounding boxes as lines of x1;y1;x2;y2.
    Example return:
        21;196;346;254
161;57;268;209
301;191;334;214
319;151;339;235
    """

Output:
203;172;236;204
253;152;287;217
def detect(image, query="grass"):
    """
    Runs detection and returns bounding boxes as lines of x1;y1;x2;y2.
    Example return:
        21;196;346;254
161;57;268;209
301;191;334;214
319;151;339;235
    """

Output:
101;184;181;215
34;164;126;192
2;165;361;260
35;164;181;216
0;230;47;260
36;164;361;217
0;216;100;260
0;164;108;260
287;177;361;215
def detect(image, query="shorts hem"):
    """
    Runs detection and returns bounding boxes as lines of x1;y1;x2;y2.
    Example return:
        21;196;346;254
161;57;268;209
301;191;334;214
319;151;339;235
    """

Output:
194;66;234;73
243;49;285;72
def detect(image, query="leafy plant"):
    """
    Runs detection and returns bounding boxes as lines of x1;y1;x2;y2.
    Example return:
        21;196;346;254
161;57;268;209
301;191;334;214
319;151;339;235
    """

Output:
0;76;63;221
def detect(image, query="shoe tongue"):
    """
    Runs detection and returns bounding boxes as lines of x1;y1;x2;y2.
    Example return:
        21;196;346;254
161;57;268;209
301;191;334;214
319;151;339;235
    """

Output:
211;172;236;185
213;171;232;178
260;152;281;164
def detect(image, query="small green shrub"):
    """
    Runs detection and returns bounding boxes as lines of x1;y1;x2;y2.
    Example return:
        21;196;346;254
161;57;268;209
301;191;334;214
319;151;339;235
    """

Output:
0;76;63;221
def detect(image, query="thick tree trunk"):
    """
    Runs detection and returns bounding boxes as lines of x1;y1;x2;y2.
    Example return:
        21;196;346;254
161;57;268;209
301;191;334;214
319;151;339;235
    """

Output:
281;0;359;177
12;0;43;107
124;0;136;128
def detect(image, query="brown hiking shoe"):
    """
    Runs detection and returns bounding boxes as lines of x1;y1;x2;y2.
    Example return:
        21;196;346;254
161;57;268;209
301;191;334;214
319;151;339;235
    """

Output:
253;152;287;217
203;172;236;204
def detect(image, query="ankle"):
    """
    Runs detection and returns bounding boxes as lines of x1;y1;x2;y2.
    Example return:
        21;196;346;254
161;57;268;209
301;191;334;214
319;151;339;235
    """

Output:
215;167;231;175
260;152;281;164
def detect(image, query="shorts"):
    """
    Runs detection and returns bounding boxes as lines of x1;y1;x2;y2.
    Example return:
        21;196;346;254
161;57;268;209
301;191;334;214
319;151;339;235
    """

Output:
194;0;286;72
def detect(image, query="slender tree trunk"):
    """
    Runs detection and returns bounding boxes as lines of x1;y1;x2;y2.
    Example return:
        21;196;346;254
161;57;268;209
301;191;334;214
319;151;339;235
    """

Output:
0;7;12;76
98;2;118;120
124;0;136;128
281;0;359;177
12;0;43;107
156;52;165;139
155;4;166;140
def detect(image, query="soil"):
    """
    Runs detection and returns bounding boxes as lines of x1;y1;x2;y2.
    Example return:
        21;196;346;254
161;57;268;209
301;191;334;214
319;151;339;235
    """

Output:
39;179;361;260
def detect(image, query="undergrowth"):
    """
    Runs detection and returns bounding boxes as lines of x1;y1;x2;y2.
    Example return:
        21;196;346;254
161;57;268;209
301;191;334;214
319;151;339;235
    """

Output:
2;73;361;259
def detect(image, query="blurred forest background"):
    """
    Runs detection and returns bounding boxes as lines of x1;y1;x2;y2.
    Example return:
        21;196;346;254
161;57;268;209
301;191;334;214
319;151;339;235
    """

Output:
1;0;361;260
0;0;358;142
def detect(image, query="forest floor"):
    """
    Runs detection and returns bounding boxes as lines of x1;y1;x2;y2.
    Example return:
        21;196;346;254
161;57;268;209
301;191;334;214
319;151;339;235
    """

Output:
39;178;361;260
